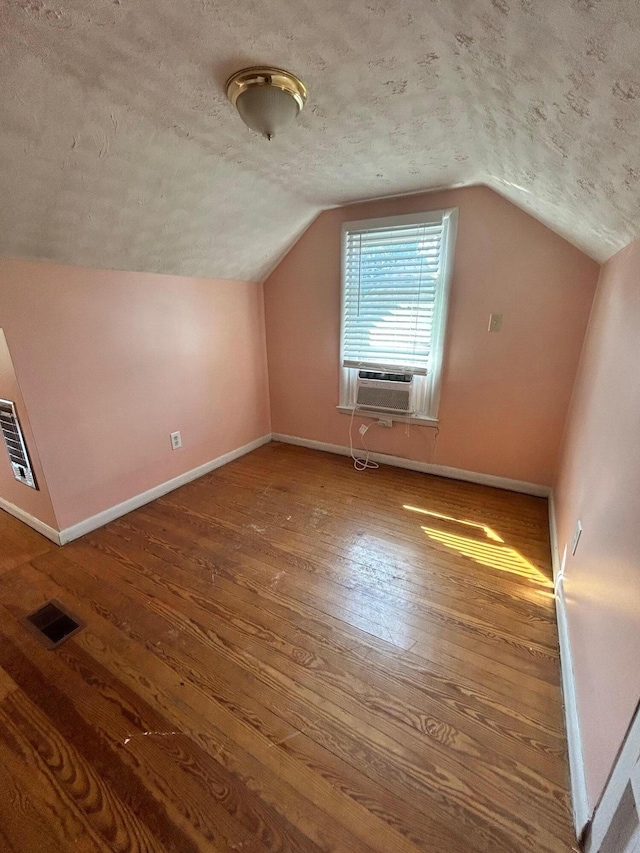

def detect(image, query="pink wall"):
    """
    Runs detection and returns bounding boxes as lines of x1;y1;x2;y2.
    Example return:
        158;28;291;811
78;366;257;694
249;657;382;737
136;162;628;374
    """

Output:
0;329;58;528
0;259;271;530
554;239;640;810
264;185;599;486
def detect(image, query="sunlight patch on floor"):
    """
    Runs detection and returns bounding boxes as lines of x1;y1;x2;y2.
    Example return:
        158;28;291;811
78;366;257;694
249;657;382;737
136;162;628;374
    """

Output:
421;526;554;587
402;504;553;588
403;505;504;542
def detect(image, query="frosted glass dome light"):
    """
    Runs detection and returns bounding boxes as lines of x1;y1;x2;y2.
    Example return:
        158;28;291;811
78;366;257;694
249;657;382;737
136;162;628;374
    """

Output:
226;67;308;140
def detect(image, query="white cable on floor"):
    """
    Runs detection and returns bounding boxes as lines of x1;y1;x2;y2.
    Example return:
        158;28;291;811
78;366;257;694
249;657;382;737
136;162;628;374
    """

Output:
349;405;379;471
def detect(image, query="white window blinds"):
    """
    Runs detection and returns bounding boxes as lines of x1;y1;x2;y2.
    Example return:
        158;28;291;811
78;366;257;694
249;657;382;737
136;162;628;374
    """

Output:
342;215;446;374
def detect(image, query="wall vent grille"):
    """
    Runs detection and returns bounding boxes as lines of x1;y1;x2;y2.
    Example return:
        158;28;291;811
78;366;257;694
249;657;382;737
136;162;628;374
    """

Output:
0;399;38;489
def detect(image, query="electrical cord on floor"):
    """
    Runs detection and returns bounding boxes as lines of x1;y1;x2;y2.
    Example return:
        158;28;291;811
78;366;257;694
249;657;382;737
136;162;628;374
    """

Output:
349;405;379;471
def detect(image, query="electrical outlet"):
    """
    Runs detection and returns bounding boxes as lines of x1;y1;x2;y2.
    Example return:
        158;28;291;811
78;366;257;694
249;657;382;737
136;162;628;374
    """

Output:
488;313;503;332
358;424;368;435
170;431;182;450
571;520;582;555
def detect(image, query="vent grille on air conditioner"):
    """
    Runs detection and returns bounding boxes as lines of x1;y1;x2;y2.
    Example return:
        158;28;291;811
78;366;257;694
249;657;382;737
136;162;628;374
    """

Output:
356;376;414;414
0;399;38;489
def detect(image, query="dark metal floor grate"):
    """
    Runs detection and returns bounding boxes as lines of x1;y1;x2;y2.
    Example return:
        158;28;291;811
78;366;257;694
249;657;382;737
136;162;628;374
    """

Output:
21;599;84;649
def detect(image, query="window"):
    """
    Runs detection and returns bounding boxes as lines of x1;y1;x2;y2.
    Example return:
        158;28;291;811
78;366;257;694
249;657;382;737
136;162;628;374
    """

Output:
339;207;457;422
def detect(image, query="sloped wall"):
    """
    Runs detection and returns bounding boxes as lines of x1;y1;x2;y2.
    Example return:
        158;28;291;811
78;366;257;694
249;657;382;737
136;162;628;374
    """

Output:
264;185;599;486
0;259;271;530
554;238;640;811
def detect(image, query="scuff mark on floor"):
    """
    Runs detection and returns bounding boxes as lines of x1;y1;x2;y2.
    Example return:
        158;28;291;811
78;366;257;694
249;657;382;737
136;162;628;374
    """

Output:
124;730;181;744
269;571;285;589
267;727;307;749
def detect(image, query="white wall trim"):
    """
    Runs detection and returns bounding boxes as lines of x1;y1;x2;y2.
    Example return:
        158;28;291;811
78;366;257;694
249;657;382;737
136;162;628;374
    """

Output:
556;582;591;838
58;434;272;545
549;490;590;839
548;491;561;582
271;433;551;497
587;701;640;853
0;497;62;545
336;405;440;428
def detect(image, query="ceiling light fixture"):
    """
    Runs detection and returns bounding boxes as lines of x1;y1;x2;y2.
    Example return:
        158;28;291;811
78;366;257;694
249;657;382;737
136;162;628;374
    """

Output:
226;66;308;140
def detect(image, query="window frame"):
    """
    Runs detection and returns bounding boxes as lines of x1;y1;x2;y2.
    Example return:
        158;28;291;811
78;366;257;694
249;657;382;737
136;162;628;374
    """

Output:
338;206;458;423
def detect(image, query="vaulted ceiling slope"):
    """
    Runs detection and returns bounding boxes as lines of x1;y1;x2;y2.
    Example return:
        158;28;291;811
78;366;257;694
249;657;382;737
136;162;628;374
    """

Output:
1;0;639;282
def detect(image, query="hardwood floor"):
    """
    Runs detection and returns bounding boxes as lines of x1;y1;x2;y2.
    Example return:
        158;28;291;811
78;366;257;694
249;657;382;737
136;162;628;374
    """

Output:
0;442;576;852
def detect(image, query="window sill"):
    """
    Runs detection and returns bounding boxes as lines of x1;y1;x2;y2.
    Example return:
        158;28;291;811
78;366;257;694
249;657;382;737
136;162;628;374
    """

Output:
336;406;439;428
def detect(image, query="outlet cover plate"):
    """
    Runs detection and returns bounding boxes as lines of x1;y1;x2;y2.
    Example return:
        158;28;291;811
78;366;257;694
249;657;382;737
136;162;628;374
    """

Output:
571;520;583;555
170;431;182;450
488;313;503;332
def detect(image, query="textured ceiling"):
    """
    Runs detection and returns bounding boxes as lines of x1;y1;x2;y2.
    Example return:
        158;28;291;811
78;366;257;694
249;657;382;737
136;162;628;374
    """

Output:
1;0;640;282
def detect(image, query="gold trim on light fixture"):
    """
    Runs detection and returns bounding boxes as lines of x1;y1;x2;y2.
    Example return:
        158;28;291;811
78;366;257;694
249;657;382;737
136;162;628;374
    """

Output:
226;66;308;112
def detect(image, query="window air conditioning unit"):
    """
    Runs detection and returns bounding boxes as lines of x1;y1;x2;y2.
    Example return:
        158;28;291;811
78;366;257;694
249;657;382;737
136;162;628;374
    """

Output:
355;371;414;415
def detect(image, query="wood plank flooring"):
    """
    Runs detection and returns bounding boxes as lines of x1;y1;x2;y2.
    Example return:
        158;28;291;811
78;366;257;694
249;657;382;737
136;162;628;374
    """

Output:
0;442;576;852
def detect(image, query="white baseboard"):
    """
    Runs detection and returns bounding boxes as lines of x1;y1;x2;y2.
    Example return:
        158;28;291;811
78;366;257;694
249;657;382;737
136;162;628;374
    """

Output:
0;497;62;545
556;583;590;838
549;490;590;838
271;433;551;497
548;491;561;583
58;433;272;545
587;700;640;853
